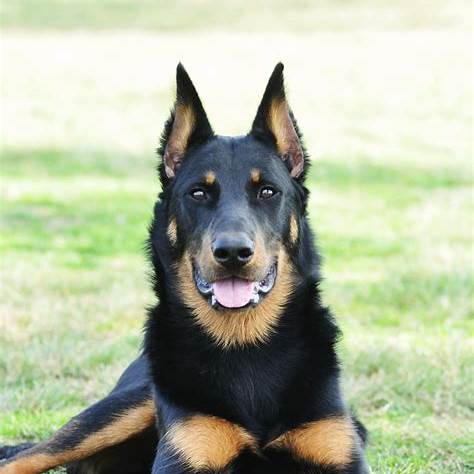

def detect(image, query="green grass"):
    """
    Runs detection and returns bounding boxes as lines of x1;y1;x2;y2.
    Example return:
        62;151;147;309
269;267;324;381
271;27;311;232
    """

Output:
1;2;473;473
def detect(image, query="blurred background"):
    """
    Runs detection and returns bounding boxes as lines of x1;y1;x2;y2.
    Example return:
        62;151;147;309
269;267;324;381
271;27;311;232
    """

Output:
0;1;472;472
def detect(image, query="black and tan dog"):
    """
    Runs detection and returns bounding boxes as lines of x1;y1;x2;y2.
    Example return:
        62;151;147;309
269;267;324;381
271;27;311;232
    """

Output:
0;64;370;474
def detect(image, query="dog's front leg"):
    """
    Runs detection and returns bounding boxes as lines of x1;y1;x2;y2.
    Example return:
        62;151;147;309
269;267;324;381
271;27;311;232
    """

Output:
151;413;259;474
262;415;370;474
0;383;155;474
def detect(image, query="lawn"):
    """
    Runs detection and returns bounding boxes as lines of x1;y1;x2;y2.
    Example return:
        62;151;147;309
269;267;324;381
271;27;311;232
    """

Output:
1;1;473;473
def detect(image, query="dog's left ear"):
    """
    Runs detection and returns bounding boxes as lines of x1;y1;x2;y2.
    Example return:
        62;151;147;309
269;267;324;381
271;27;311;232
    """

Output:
250;63;305;179
160;64;214;181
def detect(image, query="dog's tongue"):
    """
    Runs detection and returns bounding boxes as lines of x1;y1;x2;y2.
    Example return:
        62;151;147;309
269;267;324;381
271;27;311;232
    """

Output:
212;278;254;308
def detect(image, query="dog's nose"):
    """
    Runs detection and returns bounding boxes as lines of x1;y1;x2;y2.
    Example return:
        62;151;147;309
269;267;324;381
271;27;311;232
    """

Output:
212;233;254;269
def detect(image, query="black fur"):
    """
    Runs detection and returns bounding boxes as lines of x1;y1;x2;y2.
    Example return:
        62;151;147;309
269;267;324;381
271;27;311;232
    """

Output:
0;64;369;474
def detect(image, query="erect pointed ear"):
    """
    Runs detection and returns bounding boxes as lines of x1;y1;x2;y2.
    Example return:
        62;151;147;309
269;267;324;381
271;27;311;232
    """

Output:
250;63;306;179
161;64;214;179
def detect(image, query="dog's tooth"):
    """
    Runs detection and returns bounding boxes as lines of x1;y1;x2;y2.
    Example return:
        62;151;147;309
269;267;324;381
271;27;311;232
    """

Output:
211;294;217;307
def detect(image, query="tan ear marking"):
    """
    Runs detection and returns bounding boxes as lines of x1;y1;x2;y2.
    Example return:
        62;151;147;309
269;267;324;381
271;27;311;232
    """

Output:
268;99;290;153
166;415;256;470
164;104;196;178
250;169;261;184
267;98;304;178
167;218;178;245
205;171;216;186
268;416;356;467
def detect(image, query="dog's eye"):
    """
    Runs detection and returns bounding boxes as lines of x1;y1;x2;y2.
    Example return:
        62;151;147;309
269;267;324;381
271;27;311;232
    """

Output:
190;188;207;201
258;186;277;199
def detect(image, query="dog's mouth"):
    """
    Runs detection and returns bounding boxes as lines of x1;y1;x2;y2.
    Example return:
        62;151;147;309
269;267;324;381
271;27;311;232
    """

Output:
193;263;277;309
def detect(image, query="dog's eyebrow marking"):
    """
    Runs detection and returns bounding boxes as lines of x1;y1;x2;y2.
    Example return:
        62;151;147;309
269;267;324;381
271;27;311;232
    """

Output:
250;169;261;184
204;171;216;186
165;415;256;471
267;416;356;467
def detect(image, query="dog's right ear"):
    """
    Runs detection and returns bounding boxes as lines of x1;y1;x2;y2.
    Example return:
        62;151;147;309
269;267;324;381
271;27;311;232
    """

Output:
159;64;214;181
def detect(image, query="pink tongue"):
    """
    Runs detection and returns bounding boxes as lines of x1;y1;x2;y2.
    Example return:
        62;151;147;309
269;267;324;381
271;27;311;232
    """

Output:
212;278;254;308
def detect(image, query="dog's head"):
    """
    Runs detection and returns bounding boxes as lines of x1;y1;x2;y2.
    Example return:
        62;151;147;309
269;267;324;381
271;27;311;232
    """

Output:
153;63;310;347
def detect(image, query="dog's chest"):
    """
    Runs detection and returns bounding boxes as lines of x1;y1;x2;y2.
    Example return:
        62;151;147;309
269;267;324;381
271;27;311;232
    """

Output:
208;346;301;438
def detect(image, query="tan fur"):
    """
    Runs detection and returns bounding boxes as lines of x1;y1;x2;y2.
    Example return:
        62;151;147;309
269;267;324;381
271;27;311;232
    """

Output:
250;168;261;184
0;453;53;474
289;214;299;243
204;171;216;186
166;415;256;470
268;416;356;467
164;104;196;178
268;98;290;153
1;399;156;474
195;233;217;278
176;245;294;348
167;217;178;245
242;232;274;282
267;98;304;178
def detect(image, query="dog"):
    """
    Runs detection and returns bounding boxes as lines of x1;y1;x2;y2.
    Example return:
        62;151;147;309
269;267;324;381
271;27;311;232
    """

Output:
0;63;370;474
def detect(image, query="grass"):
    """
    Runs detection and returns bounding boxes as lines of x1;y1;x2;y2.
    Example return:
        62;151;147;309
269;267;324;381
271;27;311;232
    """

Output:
1;2;473;472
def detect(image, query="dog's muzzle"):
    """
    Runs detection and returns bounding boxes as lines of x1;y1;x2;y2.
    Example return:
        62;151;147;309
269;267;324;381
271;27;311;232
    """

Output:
194;263;277;309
